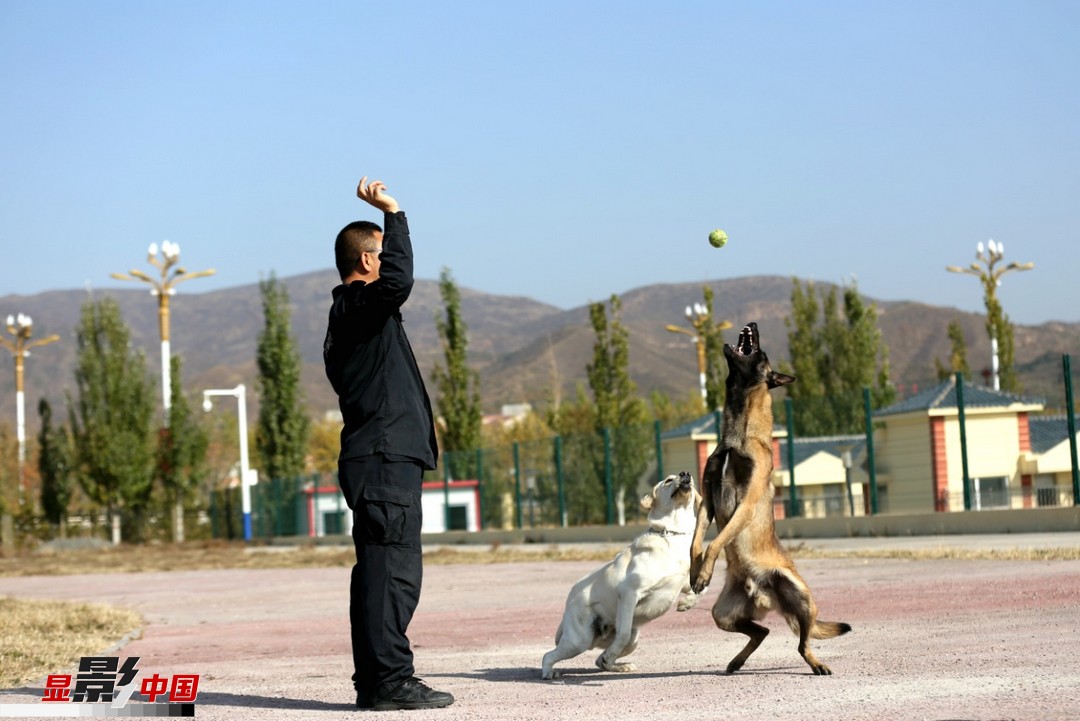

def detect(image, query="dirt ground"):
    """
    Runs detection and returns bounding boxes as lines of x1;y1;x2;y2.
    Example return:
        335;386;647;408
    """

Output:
2;535;1080;720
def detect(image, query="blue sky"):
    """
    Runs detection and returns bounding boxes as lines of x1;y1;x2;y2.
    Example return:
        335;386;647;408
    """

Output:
1;1;1077;325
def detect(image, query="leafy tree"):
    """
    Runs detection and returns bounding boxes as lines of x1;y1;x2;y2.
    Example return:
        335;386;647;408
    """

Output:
781;279;895;436
68;297;156;544
832;285;895;408
648;389;706;430
255;274;310;482
947;242;1028;392
700;286;729;411
784;279;825;402
985;288;1020;392
308;416;342;478
432;267;482;478
586;295;651;524
38;398;72;535
481;408;559;528
546;385;604;526
935;320;971;382
0;422;17;518
158;355;208;543
202;407;243;539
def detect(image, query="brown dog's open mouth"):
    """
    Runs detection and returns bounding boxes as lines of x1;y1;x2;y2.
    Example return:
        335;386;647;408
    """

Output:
733;323;758;356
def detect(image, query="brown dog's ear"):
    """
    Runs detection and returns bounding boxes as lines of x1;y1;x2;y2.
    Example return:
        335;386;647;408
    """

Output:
767;371;796;389
640;493;654;511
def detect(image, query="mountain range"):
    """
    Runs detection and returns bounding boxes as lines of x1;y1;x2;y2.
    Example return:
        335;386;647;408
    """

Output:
3;272;1079;434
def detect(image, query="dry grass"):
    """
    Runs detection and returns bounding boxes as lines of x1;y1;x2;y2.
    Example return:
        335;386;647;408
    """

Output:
0;597;143;689
0;541;355;577
0;541;629;578
3;538;1078;579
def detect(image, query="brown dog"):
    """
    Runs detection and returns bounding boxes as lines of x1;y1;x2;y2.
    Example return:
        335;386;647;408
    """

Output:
690;322;850;675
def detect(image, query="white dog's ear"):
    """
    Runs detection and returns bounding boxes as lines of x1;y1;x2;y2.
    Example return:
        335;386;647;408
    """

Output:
640;493;654;511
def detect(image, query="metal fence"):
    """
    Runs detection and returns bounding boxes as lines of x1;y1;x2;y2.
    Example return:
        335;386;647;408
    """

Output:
7;354;1077;550
162;354;1080;539
195;354;1079;540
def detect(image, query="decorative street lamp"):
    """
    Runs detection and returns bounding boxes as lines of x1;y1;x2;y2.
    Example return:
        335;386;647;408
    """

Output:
946;239;1034;391
112;241;214;425
203;384;255;542
0;313;60;505
665;303;732;402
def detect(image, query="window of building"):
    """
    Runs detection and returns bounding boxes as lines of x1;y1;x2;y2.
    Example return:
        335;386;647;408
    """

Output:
1035;474;1060;507
974;476;1009;510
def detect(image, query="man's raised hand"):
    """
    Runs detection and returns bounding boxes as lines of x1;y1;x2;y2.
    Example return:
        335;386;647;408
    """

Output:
356;176;400;214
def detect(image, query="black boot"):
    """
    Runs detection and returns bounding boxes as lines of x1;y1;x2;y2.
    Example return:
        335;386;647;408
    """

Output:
372;677;454;711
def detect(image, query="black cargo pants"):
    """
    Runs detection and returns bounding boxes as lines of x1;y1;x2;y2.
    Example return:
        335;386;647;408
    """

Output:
339;454;424;703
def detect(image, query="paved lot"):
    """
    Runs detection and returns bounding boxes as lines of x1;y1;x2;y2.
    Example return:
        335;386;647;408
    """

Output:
2;533;1080;720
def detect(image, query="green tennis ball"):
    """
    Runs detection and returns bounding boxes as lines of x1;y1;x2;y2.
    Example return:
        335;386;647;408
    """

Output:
708;229;728;248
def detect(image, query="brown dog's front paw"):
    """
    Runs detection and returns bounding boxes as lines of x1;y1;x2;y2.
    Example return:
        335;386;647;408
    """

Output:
691;571;711;595
690;554;713;594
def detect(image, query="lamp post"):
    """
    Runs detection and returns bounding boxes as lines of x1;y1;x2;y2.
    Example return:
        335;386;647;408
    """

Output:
665;303;732;402
203;384;254;541
946;239;1034;391
0;314;59;505
112;241;215;425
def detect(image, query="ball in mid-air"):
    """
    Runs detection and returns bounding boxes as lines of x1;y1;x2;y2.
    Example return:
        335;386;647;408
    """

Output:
708;229;728;248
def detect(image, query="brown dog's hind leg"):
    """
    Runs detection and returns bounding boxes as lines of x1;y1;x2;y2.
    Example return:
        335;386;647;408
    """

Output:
722;619;769;674
711;576;767;674
772;570;833;676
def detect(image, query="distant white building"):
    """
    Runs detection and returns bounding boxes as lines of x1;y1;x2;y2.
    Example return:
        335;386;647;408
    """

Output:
481;402;534;430
302;479;482;537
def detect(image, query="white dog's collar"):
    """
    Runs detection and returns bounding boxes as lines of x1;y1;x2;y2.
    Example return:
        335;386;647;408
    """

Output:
648;527;687;537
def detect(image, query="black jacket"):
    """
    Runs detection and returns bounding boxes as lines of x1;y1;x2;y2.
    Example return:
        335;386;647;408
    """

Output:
323;211;438;469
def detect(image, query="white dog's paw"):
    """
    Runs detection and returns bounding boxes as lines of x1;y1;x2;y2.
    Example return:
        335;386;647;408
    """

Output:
677;590;704;612
541;668;560;680
596;655;636;673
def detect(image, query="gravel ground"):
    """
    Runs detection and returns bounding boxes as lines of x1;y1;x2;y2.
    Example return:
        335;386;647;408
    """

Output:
2;534;1080;720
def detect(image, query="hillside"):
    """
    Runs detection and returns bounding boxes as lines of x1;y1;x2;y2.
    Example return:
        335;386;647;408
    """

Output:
3;272;1079;433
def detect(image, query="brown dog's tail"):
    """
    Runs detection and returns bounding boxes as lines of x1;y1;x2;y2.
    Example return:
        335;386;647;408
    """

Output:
810;621;852;640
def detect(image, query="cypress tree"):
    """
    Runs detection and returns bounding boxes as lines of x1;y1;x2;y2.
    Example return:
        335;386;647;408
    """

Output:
38;398;72;536
158;355;208;542
935;320;971;382
700;285;728;411
433;267;482;478
782;279;895;436
586;295;650;524
255;274;310;483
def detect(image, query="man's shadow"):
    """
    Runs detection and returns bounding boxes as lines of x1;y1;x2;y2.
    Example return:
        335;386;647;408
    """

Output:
3;687;355;713
173;691;355;712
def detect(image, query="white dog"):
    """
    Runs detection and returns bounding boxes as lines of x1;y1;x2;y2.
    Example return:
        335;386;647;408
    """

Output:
541;472;702;679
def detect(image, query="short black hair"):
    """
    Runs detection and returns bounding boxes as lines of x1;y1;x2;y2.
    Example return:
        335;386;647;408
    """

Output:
334;220;382;280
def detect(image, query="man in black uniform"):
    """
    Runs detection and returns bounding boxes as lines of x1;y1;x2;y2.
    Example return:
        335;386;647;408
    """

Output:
323;176;453;711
